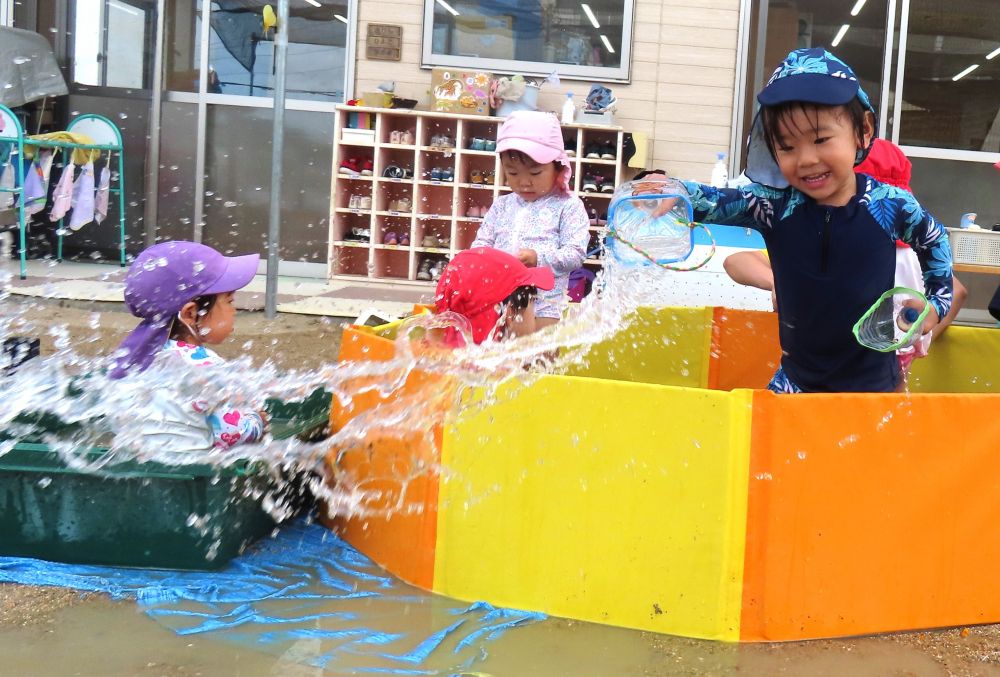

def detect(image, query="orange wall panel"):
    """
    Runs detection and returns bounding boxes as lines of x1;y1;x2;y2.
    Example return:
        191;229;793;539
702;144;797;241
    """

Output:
324;326;451;590
708;308;782;391
742;390;1000;641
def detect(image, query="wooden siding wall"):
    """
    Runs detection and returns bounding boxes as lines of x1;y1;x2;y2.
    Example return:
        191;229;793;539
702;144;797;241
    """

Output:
354;0;741;183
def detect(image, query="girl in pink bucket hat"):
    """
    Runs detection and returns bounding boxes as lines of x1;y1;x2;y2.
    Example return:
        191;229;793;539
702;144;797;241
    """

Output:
472;111;589;329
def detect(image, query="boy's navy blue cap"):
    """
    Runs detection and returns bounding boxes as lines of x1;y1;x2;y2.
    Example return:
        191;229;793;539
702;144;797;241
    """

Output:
746;47;877;189
757;72;859;106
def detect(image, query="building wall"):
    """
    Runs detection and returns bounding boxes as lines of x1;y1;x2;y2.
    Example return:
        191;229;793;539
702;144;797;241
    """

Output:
353;0;741;183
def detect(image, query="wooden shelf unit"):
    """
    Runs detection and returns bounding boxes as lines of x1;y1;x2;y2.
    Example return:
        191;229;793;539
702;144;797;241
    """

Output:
328;105;623;283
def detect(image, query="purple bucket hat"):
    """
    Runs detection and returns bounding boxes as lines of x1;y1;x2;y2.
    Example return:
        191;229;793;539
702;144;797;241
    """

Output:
108;241;259;379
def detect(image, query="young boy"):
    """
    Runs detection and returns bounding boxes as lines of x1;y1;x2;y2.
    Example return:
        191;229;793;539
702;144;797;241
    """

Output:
434;247;555;347
723;138;967;341
682;47;953;393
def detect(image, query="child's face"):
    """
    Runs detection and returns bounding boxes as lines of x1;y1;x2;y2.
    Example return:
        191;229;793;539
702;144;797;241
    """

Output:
772;105;873;207
500;155;558;202
503;298;537;339
198;291;237;343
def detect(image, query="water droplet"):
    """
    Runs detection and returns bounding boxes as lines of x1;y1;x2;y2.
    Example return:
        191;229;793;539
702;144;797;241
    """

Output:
118;112;128;119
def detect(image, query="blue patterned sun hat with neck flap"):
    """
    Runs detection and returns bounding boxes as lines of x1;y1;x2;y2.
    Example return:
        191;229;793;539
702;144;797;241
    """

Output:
745;47;877;189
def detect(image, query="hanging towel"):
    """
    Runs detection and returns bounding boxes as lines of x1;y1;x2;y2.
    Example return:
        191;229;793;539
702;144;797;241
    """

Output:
49;162;75;222
69;161;95;231
23;149;54;216
0;159;15;210
26;132;100;165
94;165;111;224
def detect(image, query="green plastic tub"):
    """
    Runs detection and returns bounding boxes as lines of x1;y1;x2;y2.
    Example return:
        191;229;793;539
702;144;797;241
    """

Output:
0;442;280;569
0;388;332;570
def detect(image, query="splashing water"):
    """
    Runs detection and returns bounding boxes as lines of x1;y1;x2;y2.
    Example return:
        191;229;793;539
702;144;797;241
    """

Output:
0;247;695;529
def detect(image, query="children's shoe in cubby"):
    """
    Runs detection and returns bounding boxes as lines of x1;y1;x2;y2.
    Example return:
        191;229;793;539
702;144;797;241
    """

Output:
584;144;601;159
441;167;454;182
588;208;598;226
399;233;410;246
390;131;402;144
582;175;598;192
600;142;616;160
470;169;484;184
359;196;372;210
383;231;398;245
339;157;361;175
598;212;607;226
600;176;615;193
349;195;360;209
361;159;374;176
469;137;486;151
466;206;481;218
484;139;496;152
395;197;412;213
429;259;446;281
422;234;440;248
565;138;577;157
428;167;443;181
401;129;415;145
417;258;432;280
483;171;495;185
383;165;413;179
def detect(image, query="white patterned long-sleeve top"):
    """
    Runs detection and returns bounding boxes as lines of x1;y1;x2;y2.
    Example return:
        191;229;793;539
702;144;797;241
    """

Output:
471;191;590;318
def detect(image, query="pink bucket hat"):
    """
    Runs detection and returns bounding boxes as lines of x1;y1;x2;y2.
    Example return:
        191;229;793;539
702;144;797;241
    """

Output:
496;111;572;194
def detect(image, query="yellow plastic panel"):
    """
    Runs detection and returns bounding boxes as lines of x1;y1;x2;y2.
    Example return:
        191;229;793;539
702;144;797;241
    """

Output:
908;325;1000;393
562;307;714;388
434;375;753;641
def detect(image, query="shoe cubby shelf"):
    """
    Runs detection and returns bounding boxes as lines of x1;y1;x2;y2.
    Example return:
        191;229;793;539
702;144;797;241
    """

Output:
329;104;623;284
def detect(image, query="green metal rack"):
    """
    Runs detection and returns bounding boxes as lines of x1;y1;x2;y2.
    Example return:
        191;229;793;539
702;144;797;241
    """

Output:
0;105;127;279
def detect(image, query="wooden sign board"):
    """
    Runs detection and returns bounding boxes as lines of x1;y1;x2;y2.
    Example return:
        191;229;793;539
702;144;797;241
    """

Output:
367;24;402;61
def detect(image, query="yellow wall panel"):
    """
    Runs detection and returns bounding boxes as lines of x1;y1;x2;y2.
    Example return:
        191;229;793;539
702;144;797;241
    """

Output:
908;325;1000;394
434;375;752;640
563;307;714;388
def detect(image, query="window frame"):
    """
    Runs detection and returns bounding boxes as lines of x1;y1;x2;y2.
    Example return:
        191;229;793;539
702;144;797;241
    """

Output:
420;0;636;83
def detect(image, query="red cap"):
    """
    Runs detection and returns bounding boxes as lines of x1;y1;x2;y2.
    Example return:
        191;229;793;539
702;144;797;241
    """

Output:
434;248;555;345
855;138;912;192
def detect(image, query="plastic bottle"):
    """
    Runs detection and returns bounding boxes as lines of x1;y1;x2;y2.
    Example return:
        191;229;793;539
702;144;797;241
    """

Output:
710;152;728;188
897;306;920;332
561;92;576;125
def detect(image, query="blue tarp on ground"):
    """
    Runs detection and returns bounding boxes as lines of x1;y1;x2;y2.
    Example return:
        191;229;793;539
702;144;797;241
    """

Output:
0;519;545;674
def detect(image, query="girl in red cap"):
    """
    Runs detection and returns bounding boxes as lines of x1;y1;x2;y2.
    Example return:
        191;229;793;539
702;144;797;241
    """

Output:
472;111;590;330
434;247;555;346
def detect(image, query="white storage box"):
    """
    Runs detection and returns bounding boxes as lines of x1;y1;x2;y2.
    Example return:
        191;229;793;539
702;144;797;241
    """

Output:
946;227;1000;267
341;128;375;143
575;109;616;126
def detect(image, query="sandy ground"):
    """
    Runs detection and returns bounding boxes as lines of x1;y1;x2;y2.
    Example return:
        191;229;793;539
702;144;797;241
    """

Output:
2;297;1000;675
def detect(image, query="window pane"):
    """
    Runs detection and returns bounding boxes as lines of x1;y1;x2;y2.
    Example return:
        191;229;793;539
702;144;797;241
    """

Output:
73;0;154;88
208;0;348;101
165;0;201;93
898;0;1000;152
203;106;333;262
910;157;1000;228
426;0;629;77
739;0;889;169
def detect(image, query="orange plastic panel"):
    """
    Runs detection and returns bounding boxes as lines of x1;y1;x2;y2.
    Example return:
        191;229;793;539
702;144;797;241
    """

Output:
742;390;1000;641
708;308;781;391
324;326;451;590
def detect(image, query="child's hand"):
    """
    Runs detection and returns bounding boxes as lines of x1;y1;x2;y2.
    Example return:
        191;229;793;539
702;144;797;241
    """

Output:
902;298;939;335
517;249;538;266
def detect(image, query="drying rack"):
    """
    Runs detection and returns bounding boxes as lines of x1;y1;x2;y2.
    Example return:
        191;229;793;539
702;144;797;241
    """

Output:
0;104;126;279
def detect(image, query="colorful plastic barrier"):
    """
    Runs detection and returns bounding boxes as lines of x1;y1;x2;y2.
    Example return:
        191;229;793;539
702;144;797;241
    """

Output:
325;308;1000;641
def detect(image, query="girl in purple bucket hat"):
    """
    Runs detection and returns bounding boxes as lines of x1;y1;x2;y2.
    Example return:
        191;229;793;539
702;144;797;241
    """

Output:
110;240;265;451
